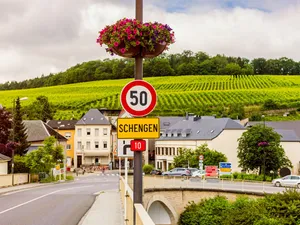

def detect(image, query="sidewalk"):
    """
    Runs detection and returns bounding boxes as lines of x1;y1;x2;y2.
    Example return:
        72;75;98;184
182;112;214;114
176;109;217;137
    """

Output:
80;190;124;225
0;183;49;195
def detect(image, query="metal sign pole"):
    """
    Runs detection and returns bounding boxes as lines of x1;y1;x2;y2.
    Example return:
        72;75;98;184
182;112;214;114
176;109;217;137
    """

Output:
124;157;128;221
134;1;143;224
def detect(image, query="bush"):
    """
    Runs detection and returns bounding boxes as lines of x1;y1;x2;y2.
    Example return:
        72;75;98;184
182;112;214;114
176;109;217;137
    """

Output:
143;164;154;174
224;172;276;182
263;99;278;110
179;190;300;225
13;155;30;173
179;196;230;225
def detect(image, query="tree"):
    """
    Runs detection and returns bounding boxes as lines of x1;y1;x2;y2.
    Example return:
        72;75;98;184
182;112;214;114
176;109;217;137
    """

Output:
0;107;12;144
174;144;227;168
24;96;54;122
24;136;64;174
12;97;30;156
237;124;292;178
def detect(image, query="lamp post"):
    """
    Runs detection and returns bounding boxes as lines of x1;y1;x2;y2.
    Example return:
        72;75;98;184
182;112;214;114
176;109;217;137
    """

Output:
12;97;28;186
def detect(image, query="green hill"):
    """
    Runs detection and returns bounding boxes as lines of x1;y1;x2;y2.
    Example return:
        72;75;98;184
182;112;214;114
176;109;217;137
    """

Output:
1;75;300;120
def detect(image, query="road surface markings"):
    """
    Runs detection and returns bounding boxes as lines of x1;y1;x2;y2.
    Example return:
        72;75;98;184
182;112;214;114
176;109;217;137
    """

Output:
0;185;92;215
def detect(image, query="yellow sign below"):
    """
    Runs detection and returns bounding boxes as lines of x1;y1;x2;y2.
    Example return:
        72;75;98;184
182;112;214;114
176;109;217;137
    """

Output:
117;118;160;139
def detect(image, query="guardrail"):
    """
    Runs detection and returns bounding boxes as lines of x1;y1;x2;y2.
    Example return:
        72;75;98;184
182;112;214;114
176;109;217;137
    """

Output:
125;175;287;194
120;176;155;225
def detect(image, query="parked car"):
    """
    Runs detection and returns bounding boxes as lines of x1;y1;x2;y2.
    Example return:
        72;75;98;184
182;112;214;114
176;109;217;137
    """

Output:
162;168;191;176
150;169;162;175
192;170;205;178
188;168;199;174
272;175;300;188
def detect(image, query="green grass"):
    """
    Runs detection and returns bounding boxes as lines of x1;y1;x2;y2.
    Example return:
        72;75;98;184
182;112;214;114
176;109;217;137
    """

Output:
1;75;300;119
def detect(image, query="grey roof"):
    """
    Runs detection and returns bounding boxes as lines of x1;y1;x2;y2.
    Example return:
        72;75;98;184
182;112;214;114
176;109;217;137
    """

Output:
47;120;78;130
274;129;300;142
159;116;185;130
159;116;245;140
24;120;67;142
247;121;300;141
77;109;110;125
0;153;11;161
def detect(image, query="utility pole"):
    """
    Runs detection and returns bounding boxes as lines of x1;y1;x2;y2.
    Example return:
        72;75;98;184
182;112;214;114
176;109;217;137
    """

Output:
134;0;143;224
11;99;15;186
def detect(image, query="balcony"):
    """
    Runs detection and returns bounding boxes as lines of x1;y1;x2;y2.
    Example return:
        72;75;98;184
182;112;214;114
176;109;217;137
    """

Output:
76;149;110;157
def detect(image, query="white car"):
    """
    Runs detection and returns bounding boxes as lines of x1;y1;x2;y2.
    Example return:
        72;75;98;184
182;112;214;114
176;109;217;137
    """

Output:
192;170;205;178
272;175;300;188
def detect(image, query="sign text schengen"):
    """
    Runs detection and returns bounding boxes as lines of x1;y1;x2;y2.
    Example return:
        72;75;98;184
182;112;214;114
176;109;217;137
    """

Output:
117;118;160;139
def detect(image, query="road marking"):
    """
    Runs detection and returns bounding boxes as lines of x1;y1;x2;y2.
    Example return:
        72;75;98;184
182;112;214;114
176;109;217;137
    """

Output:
0;185;92;215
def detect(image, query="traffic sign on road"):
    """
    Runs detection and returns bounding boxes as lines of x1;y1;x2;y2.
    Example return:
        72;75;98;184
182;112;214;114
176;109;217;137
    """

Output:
117;118;160;139
130;140;146;151
219;162;232;175
117;139;134;157
199;155;204;161
120;80;157;117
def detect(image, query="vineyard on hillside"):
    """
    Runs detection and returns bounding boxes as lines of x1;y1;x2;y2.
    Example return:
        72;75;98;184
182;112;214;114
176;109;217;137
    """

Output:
1;75;300;119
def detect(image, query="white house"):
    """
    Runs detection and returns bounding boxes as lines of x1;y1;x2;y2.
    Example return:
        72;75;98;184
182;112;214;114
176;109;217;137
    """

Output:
155;115;245;171
74;109;112;168
155;115;300;173
0;153;11;175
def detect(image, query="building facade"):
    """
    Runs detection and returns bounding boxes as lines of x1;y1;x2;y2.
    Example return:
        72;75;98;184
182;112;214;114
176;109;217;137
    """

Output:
155;116;300;173
47;120;77;169
74;109;112;168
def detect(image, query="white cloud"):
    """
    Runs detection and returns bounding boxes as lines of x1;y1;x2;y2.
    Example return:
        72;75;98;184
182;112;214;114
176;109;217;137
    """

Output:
0;0;300;83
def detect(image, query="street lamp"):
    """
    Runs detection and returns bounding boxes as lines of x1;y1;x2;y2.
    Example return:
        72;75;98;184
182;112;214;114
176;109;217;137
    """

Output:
12;97;28;186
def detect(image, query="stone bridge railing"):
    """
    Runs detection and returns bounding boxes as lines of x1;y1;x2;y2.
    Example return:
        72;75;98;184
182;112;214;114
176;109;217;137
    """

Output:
120;176;155;225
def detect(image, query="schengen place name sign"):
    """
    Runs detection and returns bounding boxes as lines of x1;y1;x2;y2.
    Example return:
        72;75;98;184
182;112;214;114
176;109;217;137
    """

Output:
117;118;160;139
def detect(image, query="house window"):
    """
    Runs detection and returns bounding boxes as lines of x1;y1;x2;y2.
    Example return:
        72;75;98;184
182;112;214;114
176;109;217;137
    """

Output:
103;141;108;149
103;128;108;136
157;161;160;169
65;132;71;139
77;128;82;137
87;128;91;136
77;141;82;150
95;128;99;136
95;141;99;149
66;144;71;150
86;141;91;150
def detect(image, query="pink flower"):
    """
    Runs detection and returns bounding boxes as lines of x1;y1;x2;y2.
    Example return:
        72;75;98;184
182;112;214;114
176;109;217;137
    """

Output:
120;48;126;54
136;41;140;45
114;42;119;47
152;25;157;29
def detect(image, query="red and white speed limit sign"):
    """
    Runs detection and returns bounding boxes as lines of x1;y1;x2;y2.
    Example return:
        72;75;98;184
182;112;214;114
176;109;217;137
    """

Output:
199;155;204;161
120;80;157;117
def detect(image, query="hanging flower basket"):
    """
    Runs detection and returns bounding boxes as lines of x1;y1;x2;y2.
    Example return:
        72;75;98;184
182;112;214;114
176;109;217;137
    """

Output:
110;42;140;58
97;18;175;58
141;42;167;58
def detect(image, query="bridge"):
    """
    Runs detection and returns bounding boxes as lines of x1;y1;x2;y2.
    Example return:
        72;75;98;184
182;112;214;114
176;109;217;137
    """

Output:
120;176;286;225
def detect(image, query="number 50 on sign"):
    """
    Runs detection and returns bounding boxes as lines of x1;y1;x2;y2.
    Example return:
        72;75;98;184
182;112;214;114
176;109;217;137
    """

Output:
120;80;157;117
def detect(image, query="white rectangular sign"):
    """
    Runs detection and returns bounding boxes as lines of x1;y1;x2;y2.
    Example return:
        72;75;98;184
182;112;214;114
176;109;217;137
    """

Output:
117;139;134;157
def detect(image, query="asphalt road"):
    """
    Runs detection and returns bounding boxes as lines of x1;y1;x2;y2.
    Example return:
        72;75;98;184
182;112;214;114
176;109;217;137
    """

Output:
0;172;119;225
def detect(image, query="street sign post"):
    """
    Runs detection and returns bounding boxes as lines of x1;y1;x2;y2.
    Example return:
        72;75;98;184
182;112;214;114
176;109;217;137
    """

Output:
199;155;204;172
120;80;157;117
219;162;232;176
117;139;134;158
117;118;160;139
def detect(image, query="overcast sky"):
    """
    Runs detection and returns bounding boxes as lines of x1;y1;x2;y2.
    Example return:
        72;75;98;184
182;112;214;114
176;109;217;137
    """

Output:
1;0;300;83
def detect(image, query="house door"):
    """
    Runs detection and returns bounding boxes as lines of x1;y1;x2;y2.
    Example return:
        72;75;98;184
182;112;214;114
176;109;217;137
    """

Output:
77;156;82;168
95;158;99;165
